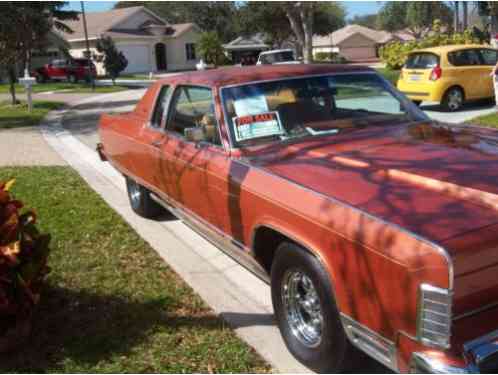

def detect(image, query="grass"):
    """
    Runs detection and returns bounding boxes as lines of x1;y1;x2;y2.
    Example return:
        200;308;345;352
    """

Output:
469;112;498;129
0;166;270;373
376;68;400;85
0;83;129;94
0;100;65;129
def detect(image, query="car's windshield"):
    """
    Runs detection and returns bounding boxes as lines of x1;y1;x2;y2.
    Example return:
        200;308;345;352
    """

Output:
260;51;295;64
221;72;426;147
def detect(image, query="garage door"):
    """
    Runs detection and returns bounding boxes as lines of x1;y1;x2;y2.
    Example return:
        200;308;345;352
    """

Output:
118;44;150;73
340;46;377;62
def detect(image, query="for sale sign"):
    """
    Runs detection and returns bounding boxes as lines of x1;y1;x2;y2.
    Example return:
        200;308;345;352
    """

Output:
233;111;284;142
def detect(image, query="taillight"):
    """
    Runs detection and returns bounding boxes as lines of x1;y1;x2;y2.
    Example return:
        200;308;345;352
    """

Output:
430;65;442;81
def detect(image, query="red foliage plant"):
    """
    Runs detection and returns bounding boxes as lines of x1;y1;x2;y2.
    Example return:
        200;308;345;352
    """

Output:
0;180;51;328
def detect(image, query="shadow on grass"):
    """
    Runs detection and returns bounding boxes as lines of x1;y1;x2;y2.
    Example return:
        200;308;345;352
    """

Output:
0;284;224;372
0;101;65;130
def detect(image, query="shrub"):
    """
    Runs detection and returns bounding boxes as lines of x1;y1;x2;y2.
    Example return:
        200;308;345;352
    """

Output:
0;180;50;350
380;19;482;70
314;51;350;64
96;36;128;84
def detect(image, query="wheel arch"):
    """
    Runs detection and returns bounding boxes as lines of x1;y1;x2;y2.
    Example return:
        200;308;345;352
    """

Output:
443;84;465;100
250;223;343;306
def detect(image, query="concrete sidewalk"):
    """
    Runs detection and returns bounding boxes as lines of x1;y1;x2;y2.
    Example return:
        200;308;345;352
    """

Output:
43;94;387;373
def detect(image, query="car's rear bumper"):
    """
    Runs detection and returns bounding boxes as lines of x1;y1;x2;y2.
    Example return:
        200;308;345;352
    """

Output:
397;79;444;102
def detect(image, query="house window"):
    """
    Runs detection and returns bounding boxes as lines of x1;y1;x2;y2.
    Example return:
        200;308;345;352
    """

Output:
185;43;196;60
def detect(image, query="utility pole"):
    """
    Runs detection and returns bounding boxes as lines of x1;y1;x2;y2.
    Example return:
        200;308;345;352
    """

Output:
80;1;95;91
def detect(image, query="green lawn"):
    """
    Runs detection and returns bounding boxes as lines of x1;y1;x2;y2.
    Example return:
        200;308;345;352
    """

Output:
0;101;65;129
0;83;128;94
469;112;498;129
376;68;400;85
0;166;270;373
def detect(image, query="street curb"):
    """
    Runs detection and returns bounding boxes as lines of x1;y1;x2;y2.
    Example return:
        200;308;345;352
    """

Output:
40;98;312;374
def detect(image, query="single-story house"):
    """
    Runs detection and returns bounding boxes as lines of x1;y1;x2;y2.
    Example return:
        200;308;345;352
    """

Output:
56;6;201;74
313;24;414;62
223;34;269;65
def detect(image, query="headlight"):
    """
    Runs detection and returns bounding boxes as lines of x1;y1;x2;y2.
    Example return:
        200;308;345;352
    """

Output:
417;283;453;349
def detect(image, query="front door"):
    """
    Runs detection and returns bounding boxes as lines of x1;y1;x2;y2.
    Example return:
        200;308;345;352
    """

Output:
159;85;228;230
155;43;167;71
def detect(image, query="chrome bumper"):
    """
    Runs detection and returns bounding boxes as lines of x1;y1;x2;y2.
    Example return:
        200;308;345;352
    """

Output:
410;353;471;373
410;329;498;373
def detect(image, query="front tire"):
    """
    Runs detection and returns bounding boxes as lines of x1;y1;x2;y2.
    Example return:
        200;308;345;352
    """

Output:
271;242;355;373
125;177;163;219
441;87;464;112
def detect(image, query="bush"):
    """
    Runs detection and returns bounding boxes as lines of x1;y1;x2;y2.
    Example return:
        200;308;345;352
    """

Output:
197;32;226;67
0;180;50;350
314;51;350;64
380;19;482;70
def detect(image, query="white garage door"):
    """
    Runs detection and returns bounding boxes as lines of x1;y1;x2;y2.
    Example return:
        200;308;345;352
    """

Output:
118;44;150;73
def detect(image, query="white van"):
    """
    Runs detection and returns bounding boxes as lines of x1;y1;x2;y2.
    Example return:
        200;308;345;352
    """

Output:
256;49;300;65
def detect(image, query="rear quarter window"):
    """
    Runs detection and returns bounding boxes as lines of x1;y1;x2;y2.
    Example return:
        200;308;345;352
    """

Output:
405;53;439;69
480;49;498;65
447;49;482;66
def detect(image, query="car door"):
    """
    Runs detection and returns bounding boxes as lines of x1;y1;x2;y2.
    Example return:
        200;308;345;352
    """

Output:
447;49;483;99
133;84;172;189
159;85;229;230
478;48;498;98
50;60;68;80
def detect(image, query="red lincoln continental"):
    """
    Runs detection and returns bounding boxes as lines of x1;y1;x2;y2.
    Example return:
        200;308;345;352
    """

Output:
98;64;498;373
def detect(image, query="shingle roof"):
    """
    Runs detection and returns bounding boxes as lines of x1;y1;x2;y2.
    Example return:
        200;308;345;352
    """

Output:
313;24;414;47
57;6;195;41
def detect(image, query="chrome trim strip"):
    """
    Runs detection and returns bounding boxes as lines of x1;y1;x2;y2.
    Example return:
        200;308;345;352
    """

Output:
454;301;498;321
340;314;398;372
149;192;271;284
234;158;454;290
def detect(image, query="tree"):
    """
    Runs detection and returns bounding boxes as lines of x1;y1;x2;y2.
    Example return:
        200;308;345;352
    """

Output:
237;2;345;62
96;37;128;84
0;2;77;104
114;1;238;42
377;2;453;38
349;14;378;29
197;32;225;67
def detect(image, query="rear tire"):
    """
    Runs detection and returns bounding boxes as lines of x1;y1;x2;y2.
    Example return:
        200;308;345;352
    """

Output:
271;242;355;373
125;177;163;219
441;87;464;112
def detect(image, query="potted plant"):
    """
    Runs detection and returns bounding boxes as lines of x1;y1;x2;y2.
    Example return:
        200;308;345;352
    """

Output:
0;180;51;352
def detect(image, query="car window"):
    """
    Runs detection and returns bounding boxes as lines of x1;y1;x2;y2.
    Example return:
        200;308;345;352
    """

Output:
480;49;498;65
260;51;295;64
150;85;171;128
405;53;439;69
222;73;425;148
448;49;482;66
167;86;221;146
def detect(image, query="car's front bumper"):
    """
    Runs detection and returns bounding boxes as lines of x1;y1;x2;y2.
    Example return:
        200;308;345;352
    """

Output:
409;329;498;373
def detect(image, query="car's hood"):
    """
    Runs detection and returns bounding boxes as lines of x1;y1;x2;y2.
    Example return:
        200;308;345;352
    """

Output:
246;121;498;313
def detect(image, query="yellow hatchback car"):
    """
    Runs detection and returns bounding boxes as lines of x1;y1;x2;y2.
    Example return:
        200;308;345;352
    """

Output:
397;44;498;111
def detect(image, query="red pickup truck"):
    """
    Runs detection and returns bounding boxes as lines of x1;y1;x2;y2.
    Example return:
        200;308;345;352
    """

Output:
34;58;96;83
98;64;498;373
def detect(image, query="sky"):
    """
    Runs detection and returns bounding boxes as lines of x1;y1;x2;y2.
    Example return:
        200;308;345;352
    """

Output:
64;1;385;19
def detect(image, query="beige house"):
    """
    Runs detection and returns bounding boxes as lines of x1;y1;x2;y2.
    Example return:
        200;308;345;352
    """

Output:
313;24;414;62
57;6;200;74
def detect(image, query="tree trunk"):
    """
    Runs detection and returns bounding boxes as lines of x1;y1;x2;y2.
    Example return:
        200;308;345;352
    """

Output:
7;67;17;105
285;7;305;58
300;6;314;64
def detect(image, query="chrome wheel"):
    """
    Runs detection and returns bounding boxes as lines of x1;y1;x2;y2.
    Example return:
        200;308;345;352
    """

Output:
446;88;463;111
128;180;141;207
282;269;323;348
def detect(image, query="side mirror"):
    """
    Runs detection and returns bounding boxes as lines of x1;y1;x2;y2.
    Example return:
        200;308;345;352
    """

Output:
184;127;206;143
